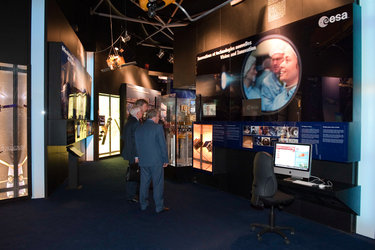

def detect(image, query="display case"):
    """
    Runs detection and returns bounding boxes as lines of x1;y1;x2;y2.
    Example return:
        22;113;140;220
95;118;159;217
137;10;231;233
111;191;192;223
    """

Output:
158;94;196;167
0;62;28;200
98;93;120;158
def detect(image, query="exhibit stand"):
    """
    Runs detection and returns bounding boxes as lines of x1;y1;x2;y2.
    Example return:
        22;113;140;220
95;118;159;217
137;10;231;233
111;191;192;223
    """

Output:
66;146;84;189
46;42;93;195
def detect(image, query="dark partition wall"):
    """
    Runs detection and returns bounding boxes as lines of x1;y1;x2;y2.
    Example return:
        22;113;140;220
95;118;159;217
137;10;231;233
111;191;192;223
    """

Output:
0;0;30;65
46;0;92;196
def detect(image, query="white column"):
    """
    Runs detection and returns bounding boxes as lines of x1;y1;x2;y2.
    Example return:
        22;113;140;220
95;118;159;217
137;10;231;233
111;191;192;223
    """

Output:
85;52;95;161
357;0;375;239
31;0;46;198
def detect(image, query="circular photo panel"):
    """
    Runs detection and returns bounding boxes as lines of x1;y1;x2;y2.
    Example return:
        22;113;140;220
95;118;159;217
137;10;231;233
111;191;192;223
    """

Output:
241;35;302;113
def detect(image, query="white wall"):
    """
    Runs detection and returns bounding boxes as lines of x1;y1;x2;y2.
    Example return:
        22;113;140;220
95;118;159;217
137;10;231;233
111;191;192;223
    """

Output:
31;0;46;198
357;0;375;239
86;51;95;161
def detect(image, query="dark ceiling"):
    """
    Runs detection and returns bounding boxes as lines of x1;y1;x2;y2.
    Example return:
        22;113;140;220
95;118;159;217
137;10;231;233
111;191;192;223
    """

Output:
55;0;230;73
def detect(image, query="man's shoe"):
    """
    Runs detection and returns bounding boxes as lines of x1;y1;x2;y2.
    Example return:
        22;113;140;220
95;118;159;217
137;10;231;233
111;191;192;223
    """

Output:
157;207;170;213
127;198;139;203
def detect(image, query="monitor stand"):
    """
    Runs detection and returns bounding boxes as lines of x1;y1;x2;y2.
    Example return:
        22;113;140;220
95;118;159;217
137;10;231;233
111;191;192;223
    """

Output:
284;177;304;182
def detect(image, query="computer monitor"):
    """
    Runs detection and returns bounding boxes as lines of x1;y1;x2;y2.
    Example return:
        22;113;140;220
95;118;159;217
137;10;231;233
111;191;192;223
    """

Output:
273;142;312;180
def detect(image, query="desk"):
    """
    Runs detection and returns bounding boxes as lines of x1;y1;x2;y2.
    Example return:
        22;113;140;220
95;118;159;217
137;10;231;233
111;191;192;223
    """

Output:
278;178;360;232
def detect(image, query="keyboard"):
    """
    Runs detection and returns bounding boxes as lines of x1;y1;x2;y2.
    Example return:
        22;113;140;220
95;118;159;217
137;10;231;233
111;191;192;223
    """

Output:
292;180;317;187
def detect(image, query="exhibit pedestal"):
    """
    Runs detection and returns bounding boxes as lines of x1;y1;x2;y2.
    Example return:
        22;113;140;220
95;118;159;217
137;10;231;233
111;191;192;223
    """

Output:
67;146;84;189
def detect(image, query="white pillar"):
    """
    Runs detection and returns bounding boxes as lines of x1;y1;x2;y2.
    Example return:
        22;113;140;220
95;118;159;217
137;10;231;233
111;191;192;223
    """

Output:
85;52;95;161
31;0;46;198
357;0;375;239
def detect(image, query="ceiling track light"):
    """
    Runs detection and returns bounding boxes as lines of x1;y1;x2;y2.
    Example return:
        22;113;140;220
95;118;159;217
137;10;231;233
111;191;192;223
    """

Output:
168;54;174;64
157;49;165;59
121;31;131;43
230;0;244;6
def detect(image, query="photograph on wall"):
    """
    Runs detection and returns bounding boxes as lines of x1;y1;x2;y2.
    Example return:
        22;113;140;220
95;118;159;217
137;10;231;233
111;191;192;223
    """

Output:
241;36;301;113
242;136;253;149
196;4;353;123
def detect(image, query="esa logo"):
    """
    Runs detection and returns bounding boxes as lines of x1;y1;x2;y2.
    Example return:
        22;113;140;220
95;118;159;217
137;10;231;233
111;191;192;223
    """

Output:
318;12;349;28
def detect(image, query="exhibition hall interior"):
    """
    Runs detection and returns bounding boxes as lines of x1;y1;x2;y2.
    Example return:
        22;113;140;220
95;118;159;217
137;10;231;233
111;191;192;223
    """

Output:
1;0;375;248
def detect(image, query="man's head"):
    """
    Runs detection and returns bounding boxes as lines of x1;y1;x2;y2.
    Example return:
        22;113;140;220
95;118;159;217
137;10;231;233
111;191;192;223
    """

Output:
279;46;299;88
134;99;149;115
262;58;272;71
269;45;285;75
129;106;143;120
244;64;257;87
243;56;257;87
146;108;160;124
270;53;284;75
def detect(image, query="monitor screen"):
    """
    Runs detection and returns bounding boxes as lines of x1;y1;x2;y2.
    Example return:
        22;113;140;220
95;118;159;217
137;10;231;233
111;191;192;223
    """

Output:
273;142;312;180
202;103;216;116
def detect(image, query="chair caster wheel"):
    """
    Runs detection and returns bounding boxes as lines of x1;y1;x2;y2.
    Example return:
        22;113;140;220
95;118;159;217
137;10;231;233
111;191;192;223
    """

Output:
285;239;290;244
291;231;295;235
257;234;262;241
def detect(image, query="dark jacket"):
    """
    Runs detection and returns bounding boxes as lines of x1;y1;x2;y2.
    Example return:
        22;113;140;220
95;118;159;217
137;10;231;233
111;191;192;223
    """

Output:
135;119;168;167
121;115;139;163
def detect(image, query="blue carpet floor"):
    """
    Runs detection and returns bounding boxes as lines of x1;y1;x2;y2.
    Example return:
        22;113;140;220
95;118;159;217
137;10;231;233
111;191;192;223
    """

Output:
1;156;374;250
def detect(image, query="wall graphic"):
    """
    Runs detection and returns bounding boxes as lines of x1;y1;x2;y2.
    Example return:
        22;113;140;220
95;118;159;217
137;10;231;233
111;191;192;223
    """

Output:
195;4;359;163
196;4;353;122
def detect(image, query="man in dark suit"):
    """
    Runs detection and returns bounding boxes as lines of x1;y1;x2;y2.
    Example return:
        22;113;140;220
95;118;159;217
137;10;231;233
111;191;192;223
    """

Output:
121;106;143;203
135;109;169;213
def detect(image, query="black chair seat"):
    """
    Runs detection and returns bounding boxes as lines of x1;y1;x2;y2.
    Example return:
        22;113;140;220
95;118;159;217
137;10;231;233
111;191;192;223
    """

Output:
262;190;294;207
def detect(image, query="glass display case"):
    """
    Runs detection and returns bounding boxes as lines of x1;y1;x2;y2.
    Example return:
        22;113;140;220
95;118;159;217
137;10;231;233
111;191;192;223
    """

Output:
0;62;28;200
158;94;196;167
98;93;120;158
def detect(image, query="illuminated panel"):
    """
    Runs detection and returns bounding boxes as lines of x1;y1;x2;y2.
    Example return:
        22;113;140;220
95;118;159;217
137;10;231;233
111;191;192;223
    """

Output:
0;63;28;200
98;94;110;157
110;95;120;154
192;124;213;172
193;124;202;170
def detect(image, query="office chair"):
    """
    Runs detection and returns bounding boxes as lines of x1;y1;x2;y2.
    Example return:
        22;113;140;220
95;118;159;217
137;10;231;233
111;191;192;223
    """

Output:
250;151;295;244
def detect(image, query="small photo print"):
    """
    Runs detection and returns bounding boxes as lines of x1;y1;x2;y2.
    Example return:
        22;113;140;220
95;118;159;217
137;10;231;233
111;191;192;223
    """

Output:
251;126;259;135
289;127;299;138
242;136;254;149
276;126;288;137
260;126;271;136
254;136;262;146
243;125;251;135
261;137;271;146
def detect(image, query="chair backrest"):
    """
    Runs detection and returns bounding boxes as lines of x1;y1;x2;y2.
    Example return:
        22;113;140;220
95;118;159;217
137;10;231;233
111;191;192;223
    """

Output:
251;151;277;206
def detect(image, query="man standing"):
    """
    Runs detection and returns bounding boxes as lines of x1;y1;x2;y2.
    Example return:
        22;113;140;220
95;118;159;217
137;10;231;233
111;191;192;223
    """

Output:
135;109;169;213
121;106;143;203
